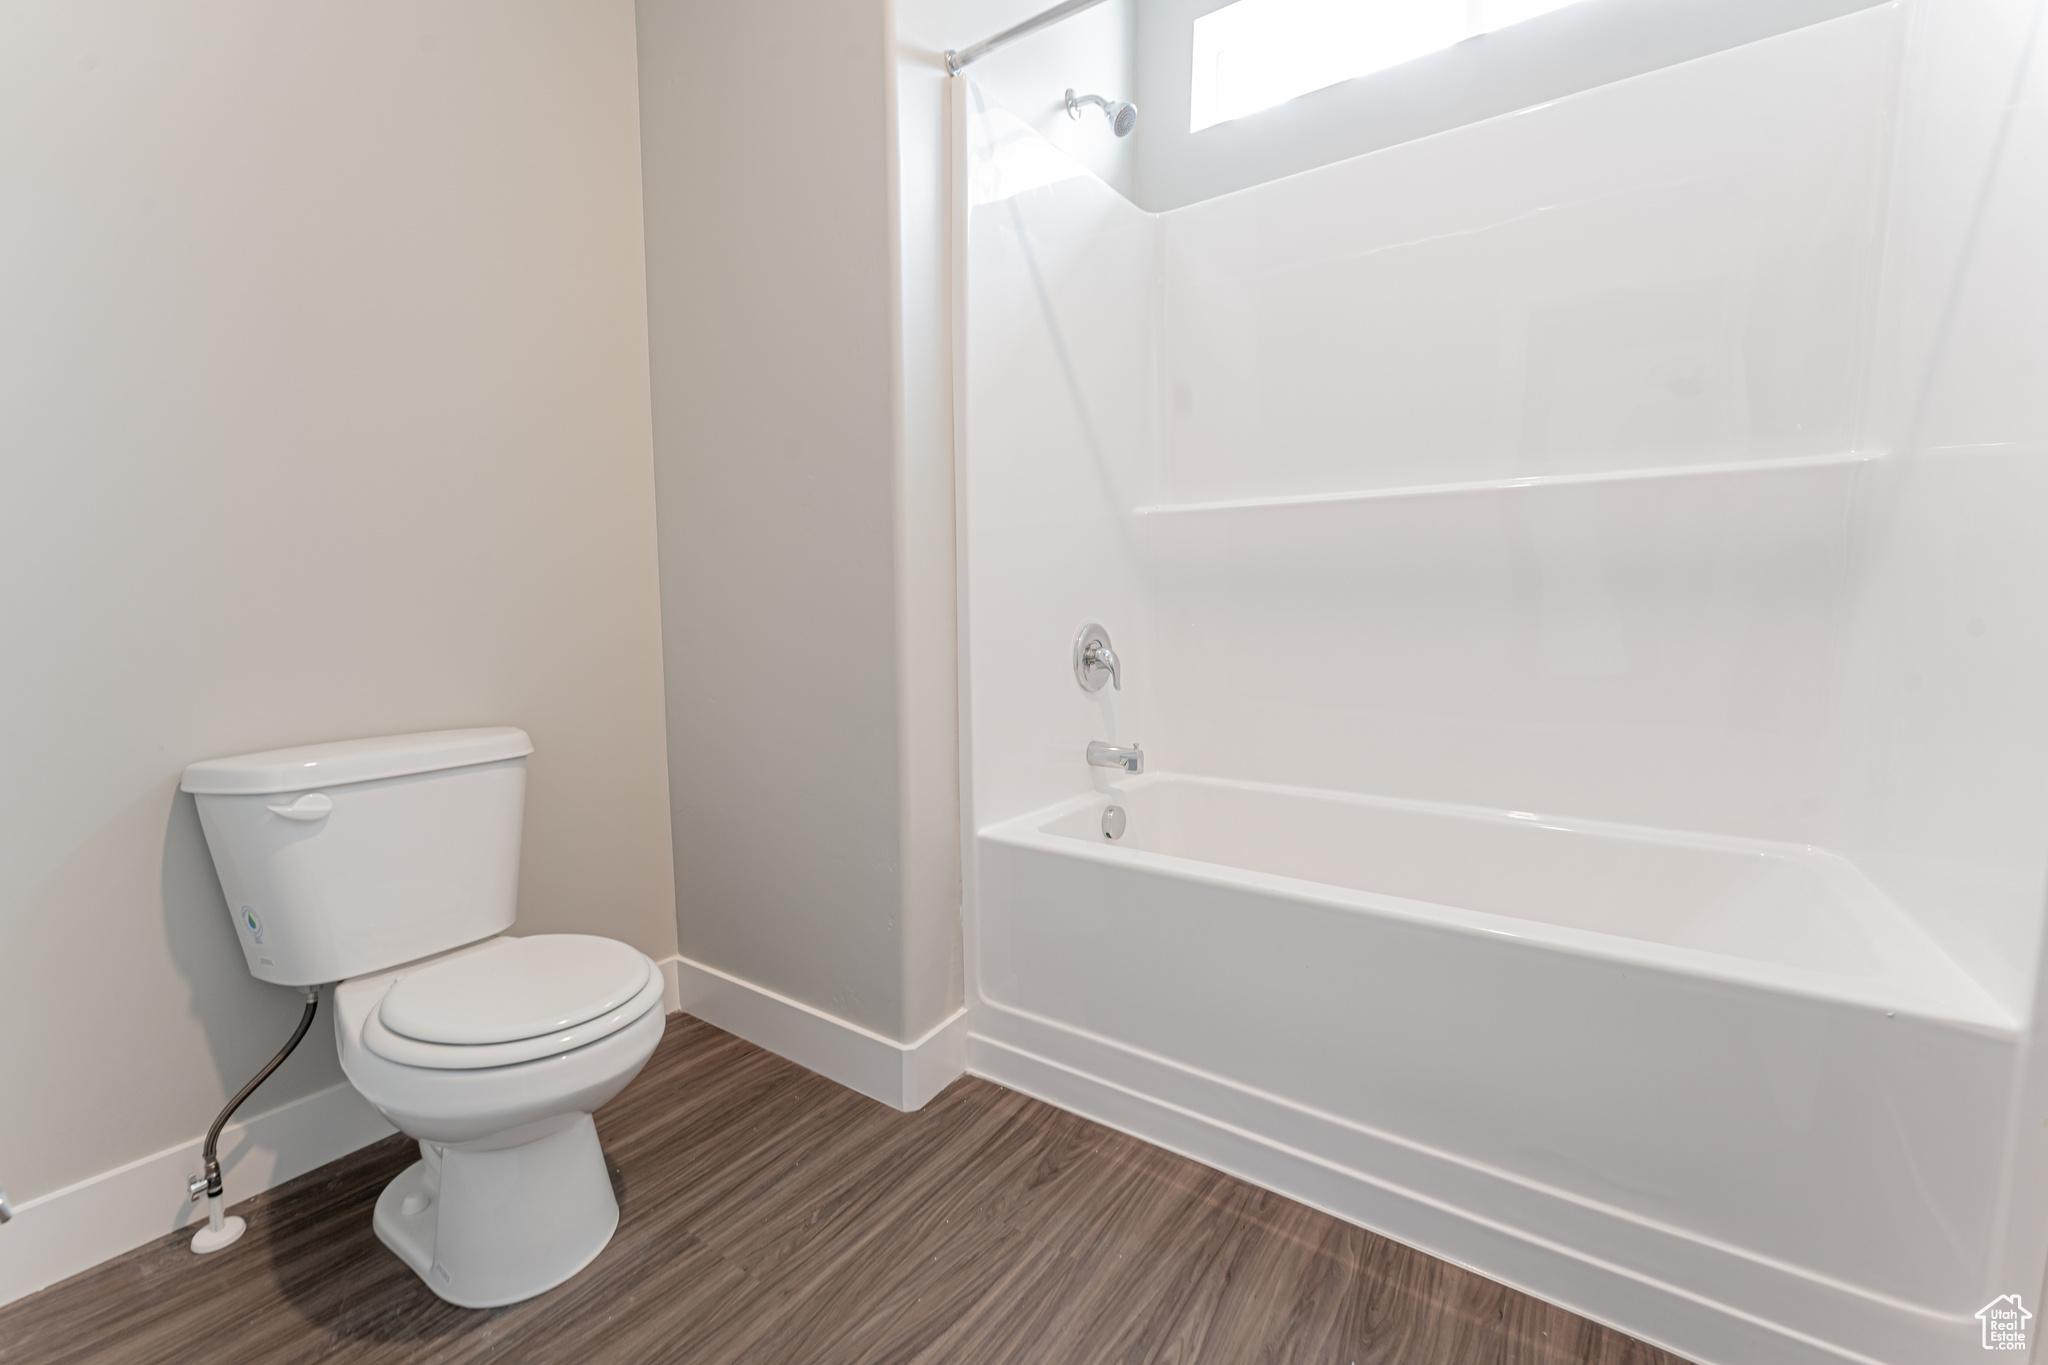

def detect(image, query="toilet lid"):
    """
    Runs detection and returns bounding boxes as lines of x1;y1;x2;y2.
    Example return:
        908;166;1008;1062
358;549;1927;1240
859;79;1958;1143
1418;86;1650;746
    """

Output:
378;935;652;1046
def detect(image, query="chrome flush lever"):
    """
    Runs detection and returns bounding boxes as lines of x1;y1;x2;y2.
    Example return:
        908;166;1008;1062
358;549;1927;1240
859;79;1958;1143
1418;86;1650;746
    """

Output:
1074;622;1121;691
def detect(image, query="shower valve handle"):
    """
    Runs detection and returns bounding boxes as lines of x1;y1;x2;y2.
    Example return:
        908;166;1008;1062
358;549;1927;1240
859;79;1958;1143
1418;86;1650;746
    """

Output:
1074;623;1122;692
1086;641;1120;689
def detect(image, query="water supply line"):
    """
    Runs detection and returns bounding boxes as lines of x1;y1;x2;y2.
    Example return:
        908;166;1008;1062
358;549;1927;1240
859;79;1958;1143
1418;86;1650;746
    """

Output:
188;986;320;1254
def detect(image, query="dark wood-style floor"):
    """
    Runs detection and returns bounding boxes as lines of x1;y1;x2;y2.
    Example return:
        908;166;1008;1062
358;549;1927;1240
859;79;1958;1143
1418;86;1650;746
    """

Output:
0;1014;1692;1364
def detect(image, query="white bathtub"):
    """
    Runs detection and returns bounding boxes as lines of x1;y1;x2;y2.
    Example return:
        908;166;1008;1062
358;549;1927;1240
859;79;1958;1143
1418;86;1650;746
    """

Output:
972;773;2016;1364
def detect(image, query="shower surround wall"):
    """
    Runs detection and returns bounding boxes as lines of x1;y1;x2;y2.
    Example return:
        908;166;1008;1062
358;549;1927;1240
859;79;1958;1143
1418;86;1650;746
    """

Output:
956;4;2048;1364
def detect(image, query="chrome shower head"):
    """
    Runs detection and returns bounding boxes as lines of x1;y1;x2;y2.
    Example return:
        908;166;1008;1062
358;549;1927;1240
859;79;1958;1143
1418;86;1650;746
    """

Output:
1066;88;1138;138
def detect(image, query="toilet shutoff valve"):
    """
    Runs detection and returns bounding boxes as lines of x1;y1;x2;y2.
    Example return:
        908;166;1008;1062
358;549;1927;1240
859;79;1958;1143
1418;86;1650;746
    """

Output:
188;1174;207;1203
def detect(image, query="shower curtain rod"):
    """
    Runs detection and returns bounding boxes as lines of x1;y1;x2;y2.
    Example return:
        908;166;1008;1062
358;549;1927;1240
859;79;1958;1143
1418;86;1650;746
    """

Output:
945;0;1113;74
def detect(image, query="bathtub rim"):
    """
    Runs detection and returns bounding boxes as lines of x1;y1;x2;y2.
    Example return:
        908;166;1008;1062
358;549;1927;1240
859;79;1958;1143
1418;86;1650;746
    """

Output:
980;773;2017;1036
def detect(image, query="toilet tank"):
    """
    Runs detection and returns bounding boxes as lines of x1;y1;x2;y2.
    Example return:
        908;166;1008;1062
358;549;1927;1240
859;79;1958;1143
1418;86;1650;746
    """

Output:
181;728;534;986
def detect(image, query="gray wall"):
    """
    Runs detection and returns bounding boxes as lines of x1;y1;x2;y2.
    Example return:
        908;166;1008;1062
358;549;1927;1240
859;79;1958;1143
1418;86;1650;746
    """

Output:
638;0;964;1045
0;0;677;1204
1135;0;1891;211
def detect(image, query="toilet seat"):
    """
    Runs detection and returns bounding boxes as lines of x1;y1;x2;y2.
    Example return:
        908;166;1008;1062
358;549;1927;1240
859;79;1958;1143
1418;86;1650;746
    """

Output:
337;948;667;1143
382;935;651;1044
362;936;665;1070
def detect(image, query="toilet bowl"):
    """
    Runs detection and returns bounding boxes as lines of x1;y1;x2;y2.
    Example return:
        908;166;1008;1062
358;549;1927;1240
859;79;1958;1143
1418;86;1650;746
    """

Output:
334;935;667;1308
182;727;664;1308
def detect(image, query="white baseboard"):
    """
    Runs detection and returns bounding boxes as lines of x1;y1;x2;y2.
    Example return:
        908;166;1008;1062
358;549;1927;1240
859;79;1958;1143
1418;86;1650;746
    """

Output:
0;1080;396;1310
967;1010;1968;1365
662;953;968;1111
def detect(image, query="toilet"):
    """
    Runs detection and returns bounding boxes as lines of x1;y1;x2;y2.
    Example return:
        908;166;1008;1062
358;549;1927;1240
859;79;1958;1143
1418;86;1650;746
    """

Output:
181;727;666;1308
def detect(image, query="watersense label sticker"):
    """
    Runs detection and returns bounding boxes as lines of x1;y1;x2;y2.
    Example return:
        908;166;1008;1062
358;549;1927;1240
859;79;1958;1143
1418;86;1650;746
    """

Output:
241;906;264;945
1978;1295;2032;1351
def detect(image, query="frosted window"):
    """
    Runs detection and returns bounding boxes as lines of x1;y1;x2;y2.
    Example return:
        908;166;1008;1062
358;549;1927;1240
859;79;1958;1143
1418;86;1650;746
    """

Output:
1190;0;1591;131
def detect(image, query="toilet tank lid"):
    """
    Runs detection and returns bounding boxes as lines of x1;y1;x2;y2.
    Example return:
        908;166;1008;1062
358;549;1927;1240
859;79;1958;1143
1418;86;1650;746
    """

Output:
180;727;533;795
